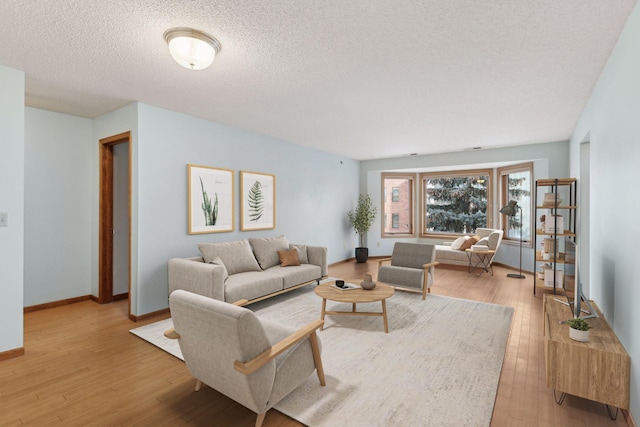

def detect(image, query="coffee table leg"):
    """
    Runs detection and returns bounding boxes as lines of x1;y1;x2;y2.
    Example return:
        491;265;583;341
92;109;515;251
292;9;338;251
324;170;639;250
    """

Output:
320;298;327;331
382;300;389;333
352;302;356;312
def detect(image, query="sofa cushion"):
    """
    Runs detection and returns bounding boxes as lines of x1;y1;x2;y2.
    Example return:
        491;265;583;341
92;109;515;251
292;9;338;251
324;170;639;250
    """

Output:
379;265;431;290
198;240;261;275
249;235;290;270
278;249;300;267
289;244;309;264
209;256;229;282
224;271;284;303
264;264;322;289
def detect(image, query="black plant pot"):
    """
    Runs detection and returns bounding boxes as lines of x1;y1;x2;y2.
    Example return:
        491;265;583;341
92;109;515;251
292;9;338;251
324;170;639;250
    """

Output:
355;247;369;263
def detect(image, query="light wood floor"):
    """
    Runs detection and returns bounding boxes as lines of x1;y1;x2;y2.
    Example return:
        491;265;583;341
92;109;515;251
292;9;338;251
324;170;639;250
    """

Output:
1;261;631;426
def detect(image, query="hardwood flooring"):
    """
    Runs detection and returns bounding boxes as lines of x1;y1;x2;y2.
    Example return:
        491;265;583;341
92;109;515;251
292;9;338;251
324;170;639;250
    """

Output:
0;261;631;426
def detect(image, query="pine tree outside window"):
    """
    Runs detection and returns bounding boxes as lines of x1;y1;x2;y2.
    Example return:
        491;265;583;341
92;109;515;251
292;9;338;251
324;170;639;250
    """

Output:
498;163;532;243
419;169;492;237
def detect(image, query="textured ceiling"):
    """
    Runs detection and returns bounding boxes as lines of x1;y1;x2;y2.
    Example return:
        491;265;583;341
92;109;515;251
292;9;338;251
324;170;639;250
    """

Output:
0;0;636;160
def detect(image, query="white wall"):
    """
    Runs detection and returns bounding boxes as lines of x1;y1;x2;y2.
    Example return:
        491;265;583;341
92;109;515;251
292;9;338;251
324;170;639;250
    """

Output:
24;108;93;306
92;104;139;309
359;141;570;272
569;2;640;417
0;65;25;354
133;103;359;315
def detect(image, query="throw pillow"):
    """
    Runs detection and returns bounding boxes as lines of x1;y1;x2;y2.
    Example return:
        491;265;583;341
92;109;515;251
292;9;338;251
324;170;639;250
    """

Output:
249;235;290;270
209;256;229;282
198;240;261;275
289;244;309;264
450;236;470;250
458;236;479;251
278;249;301;267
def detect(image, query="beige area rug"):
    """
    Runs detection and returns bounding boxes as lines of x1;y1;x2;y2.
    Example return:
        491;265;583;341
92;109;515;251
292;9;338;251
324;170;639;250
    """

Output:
131;284;513;427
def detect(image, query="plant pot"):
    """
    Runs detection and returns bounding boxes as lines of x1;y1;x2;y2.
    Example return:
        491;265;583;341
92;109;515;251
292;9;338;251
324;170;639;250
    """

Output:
569;327;589;342
355;247;369;263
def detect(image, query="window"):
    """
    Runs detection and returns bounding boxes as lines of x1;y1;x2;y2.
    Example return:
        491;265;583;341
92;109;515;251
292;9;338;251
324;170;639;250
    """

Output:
392;187;400;202
381;173;414;237
420;169;492;237
498;163;532;243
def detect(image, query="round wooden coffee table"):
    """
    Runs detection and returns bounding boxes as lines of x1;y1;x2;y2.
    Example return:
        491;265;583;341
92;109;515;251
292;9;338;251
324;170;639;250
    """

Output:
314;280;395;333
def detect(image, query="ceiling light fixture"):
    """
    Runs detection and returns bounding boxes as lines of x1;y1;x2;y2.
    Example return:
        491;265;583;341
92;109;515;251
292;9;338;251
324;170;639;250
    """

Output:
163;27;221;70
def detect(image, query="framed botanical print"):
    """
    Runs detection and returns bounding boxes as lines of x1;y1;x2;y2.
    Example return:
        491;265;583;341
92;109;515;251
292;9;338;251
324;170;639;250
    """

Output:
240;171;275;231
188;164;234;234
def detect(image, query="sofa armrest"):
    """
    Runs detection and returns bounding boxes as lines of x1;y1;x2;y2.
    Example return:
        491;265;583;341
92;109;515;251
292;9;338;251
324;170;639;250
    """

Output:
306;245;328;277
168;258;225;301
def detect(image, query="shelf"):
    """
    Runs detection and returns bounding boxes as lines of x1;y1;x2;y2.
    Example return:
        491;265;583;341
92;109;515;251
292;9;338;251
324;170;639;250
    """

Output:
536;178;577;186
535;251;573;264
535;229;576;237
535;279;564;292
536;205;577;210
534;178;577;297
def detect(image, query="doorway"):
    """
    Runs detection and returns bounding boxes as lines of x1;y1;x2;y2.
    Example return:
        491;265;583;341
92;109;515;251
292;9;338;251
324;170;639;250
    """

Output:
99;132;132;317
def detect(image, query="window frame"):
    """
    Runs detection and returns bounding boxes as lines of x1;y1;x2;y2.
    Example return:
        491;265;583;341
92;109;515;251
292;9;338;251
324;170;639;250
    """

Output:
498;162;533;247
419;169;493;239
381;172;415;238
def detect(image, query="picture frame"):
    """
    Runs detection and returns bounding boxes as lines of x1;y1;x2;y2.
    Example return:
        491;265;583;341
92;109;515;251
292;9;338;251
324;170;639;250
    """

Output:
188;164;234;234
240;171;275;231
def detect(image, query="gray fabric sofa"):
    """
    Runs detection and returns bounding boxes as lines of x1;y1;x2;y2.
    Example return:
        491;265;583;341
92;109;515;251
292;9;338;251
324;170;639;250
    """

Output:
434;228;503;267
168;235;328;304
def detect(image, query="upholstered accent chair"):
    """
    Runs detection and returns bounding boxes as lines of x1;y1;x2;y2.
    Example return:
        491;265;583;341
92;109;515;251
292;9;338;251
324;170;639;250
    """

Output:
166;290;325;427
377;242;439;300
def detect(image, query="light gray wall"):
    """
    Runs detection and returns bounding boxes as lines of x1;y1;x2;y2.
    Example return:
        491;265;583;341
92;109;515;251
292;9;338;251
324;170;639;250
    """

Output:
92;104;139;310
133;103;359;315
0;65;25;353
359;142;570;272
21;102;358;317
569;1;640;417
23;108;93;306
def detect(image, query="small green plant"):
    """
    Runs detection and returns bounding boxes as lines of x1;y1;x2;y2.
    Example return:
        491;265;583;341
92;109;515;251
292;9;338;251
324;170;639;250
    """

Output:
566;318;591;331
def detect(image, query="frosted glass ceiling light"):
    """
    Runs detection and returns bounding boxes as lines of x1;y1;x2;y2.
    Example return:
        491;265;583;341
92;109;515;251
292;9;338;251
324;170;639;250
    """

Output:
164;28;221;70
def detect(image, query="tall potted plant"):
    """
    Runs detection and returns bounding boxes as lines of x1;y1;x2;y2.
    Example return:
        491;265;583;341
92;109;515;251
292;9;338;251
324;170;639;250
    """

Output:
347;194;377;263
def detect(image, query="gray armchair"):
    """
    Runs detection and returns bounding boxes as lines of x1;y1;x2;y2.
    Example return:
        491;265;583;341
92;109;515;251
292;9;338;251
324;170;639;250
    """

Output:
377;242;439;300
166;290;325;427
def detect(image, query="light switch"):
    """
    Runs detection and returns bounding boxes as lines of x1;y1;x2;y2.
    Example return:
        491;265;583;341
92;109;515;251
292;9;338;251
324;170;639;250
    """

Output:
0;212;8;226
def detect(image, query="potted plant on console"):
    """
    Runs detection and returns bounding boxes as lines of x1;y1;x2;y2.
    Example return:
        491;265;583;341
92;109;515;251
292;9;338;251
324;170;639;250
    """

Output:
347;193;377;263
567;317;591;342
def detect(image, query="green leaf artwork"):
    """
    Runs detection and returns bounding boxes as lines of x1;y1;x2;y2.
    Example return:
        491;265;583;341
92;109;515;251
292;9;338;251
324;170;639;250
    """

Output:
200;176;218;226
248;180;264;222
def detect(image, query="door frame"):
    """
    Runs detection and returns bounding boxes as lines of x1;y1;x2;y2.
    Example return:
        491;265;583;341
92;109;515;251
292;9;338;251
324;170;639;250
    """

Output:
99;132;132;316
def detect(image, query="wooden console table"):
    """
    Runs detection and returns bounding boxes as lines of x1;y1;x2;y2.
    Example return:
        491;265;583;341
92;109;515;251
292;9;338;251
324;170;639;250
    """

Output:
543;294;630;414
